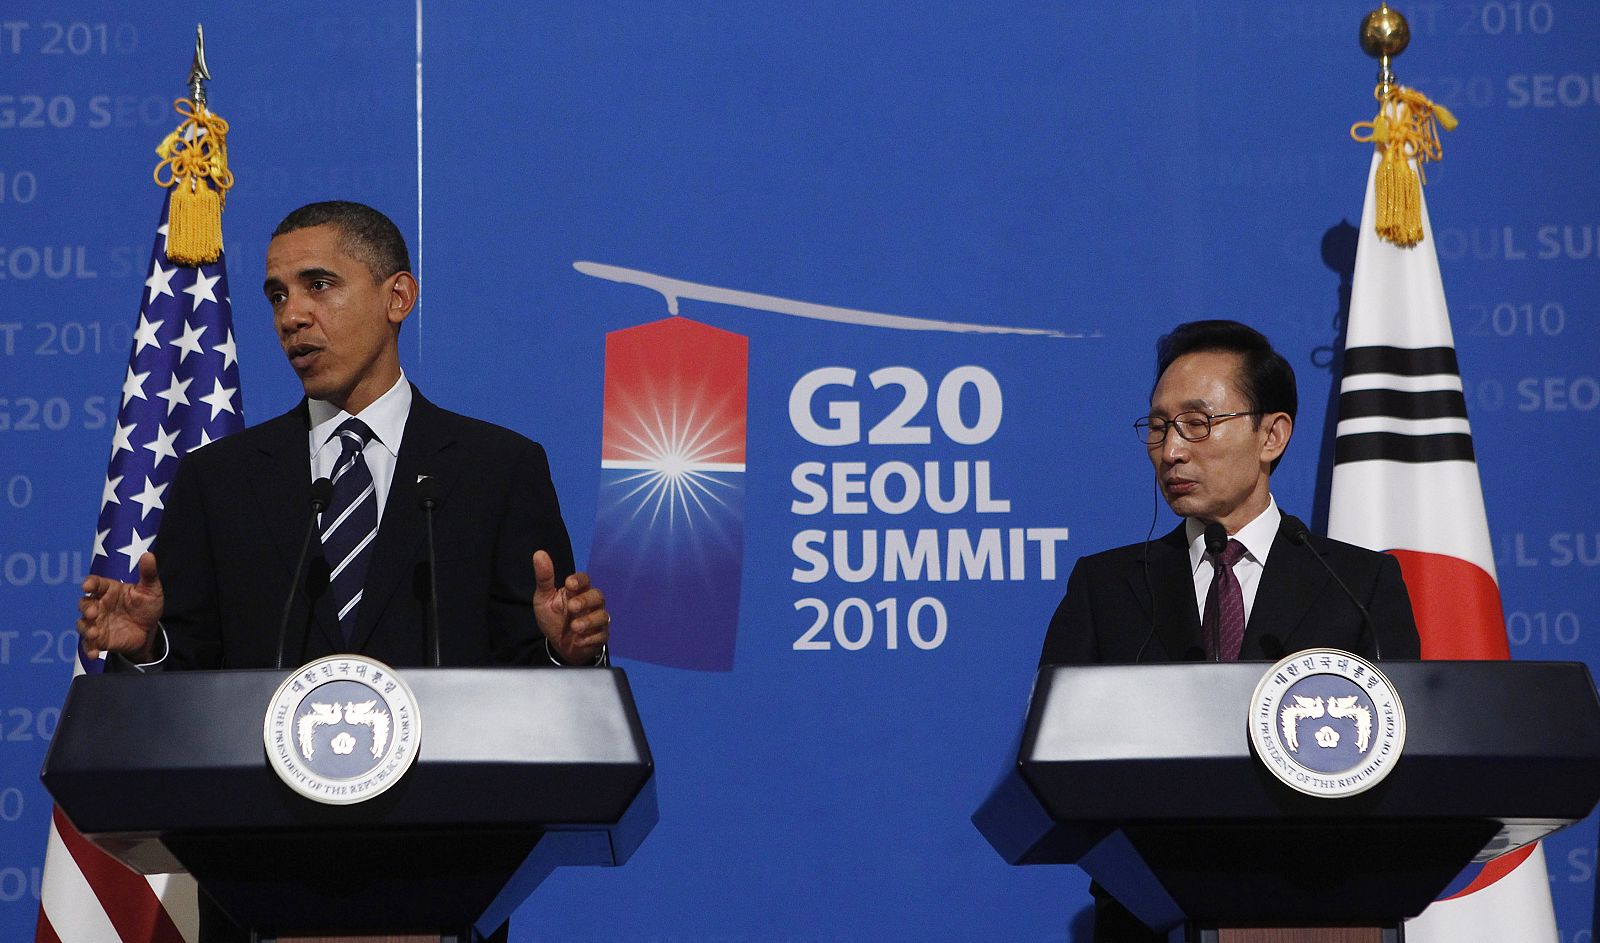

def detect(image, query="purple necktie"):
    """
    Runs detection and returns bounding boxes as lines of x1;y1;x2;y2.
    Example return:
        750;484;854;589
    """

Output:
1203;539;1247;661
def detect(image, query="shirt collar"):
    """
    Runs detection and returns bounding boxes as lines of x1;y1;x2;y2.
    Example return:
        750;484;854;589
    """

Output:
1186;495;1281;574
307;371;411;459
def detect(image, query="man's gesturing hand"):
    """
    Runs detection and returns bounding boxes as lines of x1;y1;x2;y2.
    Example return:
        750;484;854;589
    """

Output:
77;551;164;660
531;549;610;665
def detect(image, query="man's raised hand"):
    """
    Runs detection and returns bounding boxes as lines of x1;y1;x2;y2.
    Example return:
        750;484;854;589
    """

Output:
531;549;610;665
77;551;163;660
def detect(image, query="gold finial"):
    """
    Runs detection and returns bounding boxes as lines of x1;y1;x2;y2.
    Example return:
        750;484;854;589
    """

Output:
1359;4;1410;91
187;23;211;108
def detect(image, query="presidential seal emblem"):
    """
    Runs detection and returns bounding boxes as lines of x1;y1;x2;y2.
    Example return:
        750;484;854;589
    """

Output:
1247;648;1405;798
263;655;422;805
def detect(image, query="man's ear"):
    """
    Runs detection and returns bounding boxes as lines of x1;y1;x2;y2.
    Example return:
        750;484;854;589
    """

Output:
387;271;418;326
1260;412;1292;464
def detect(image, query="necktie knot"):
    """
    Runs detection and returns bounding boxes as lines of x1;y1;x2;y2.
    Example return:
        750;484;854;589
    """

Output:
1215;538;1246;568
336;417;374;452
331;418;373;483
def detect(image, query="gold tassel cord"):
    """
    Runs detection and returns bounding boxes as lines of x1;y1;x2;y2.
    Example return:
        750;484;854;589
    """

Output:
1351;85;1457;248
153;99;233;265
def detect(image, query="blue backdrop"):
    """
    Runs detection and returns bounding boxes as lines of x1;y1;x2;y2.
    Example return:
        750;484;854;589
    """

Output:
3;2;1597;940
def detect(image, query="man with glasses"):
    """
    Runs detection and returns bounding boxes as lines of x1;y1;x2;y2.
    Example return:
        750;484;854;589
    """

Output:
1038;319;1419;940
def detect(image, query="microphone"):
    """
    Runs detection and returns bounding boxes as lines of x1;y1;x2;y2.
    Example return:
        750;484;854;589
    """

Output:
275;477;334;670
1203;523;1227;662
1291;528;1384;661
417;475;443;668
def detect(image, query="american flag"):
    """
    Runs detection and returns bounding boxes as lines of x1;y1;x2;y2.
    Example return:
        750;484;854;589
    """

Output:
35;193;242;943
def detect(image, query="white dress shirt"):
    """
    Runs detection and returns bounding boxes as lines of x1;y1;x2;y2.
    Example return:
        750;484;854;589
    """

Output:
1184;495;1281;626
306;372;411;522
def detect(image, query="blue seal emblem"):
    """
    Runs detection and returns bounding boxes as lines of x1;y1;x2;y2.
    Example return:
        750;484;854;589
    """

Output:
1248;648;1406;798
263;654;423;805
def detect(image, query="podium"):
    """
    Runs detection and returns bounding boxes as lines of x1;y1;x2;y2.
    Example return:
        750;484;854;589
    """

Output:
42;667;656;941
974;661;1600;942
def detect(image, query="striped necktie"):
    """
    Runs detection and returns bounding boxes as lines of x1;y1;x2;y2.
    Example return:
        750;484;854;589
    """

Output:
321;417;378;644
1203;538;1248;661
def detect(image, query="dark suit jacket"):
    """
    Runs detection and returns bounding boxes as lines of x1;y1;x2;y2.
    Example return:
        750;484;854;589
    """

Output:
153;387;576;670
1040;513;1420;666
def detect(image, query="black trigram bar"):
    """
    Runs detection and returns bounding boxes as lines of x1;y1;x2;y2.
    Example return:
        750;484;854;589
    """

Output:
1335;432;1476;464
1339;388;1469;421
1342;346;1461;378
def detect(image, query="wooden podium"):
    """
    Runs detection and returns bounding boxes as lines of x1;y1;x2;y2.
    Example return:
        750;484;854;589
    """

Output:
974;661;1600;942
42;667;656;942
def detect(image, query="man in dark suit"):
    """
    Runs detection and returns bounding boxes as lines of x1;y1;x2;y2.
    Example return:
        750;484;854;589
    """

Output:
1038;319;1420;941
76;201;609;940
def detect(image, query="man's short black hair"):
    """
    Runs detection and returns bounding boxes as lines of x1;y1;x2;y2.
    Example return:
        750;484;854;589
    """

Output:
272;201;411;283
1155;319;1297;471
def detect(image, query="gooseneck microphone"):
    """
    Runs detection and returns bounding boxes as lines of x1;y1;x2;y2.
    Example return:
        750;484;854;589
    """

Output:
1203;523;1228;662
275;477;334;670
417;475;443;668
1292;528;1384;661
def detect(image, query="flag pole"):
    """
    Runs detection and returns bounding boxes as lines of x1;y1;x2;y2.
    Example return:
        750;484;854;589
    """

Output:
1358;3;1409;96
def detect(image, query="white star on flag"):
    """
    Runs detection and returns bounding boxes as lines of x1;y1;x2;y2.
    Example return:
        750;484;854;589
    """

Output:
109;421;136;457
199;377;239;420
155;373;193;415
143;425;180;467
121;366;151;406
184;269;222;308
115;528;156;572
145;258;177;301
133;313;164;354
215;328;239;370
92;528;109;559
172;321;208;362
100;474;123;510
129;476;168;520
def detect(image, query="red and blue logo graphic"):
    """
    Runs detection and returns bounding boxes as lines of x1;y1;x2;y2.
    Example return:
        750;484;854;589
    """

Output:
589;317;747;671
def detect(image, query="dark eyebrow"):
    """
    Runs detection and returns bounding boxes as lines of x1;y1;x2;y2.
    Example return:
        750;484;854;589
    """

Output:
262;267;341;297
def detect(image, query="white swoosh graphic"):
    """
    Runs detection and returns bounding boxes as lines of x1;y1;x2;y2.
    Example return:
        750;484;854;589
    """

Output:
573;261;1088;338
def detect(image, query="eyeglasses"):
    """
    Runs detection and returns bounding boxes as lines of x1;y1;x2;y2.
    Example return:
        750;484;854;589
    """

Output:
1134;410;1262;445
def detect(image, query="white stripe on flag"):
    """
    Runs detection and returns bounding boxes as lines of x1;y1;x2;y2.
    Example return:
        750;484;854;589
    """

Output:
148;874;199;942
39;818;121;942
1340;373;1463;394
1335;416;1473;437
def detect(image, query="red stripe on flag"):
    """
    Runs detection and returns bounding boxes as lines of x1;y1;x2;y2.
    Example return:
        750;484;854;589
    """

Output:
1440;843;1538;900
33;911;62;943
51;807;187;943
1389;550;1510;661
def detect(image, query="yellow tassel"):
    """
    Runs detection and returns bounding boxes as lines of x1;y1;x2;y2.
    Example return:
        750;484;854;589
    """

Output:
1350;84;1457;248
153;99;233;265
168;177;223;266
